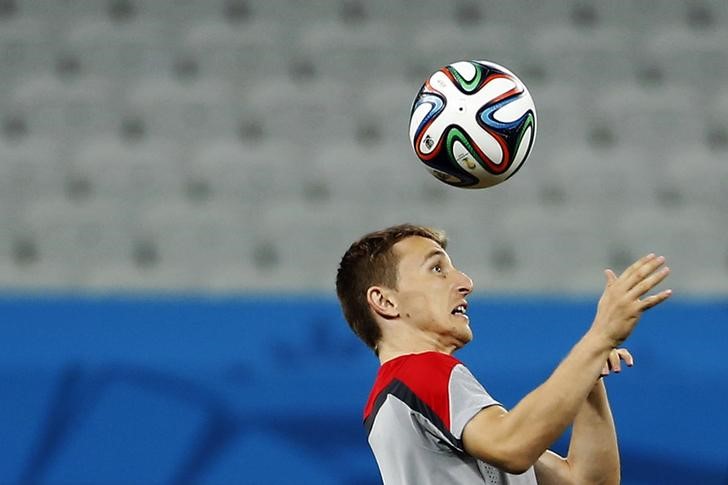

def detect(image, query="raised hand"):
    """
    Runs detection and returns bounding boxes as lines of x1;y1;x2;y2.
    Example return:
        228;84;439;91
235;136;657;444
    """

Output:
592;253;672;347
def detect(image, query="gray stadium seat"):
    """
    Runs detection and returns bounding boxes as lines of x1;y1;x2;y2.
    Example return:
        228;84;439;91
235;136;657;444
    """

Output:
641;27;728;89
0;17;54;85
186;137;307;206
9;75;120;138
657;142;728;212
612;205;728;295
410;23;523;83
594;82;704;149
62;17;172;82
18;198;134;287
136;202;258;289
0;137;65;208
529;24;636;89
255;202;371;290
126;76;240;139
355;78;416;144
526;82;595;153
484;205;613;293
182;19;290;83
298;20;405;84
15;0;108;21
306;140;432;207
70;135;185;208
246;76;357;147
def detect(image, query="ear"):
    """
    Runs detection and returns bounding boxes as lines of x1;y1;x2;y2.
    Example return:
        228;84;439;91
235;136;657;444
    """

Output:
366;286;399;319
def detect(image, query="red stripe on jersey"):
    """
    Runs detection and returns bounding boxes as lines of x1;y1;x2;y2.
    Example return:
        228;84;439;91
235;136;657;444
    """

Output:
364;351;462;430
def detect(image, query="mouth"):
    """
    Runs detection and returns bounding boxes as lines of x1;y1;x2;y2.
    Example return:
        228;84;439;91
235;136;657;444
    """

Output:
451;302;469;320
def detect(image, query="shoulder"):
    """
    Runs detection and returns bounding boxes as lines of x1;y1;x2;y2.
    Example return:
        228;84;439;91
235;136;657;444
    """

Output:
383;351;464;401
364;352;465;425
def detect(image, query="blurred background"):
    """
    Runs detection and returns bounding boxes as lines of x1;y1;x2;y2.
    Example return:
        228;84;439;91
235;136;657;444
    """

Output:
0;0;726;483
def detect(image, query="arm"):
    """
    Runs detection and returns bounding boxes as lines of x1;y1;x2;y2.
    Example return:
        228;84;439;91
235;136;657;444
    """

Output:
566;379;620;484
462;254;670;474
534;377;622;485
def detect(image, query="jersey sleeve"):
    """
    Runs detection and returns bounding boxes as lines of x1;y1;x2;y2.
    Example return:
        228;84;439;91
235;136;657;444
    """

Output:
448;363;501;447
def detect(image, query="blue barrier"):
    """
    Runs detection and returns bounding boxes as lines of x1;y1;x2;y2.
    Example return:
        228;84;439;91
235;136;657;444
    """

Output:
1;294;726;484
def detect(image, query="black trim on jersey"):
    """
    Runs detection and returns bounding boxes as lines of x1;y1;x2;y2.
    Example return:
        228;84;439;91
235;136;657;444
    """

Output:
364;378;462;449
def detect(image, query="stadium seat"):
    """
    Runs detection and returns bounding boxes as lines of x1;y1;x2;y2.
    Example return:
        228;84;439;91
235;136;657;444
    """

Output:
126;77;239;140
612;206;728;294
136;202;258;289
21;198;135;287
187;137;310;207
529;24;636;89
62;16;172;82
246;76;357;147
657;142;728;212
594;82;704;150
9;75;120;139
182;19;290;84
298;20;405;85
70;135;186;208
15;0;108;21
0;17;54;85
0;137;65;208
355;78;417;145
641;27;728;89
306;140;433;207
410;23;523;83
526;82;596;152
486;205;613;293
254;202;372;290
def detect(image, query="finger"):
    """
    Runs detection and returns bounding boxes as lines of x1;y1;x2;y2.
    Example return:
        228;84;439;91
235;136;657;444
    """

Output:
608;350;621;373
629;262;670;298
604;269;618;286
625;255;667;292
638;288;673;310
601;363;610;377
619;253;656;283
616;348;634;367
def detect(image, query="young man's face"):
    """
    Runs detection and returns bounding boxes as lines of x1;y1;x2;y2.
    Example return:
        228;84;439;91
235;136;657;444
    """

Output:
390;236;474;349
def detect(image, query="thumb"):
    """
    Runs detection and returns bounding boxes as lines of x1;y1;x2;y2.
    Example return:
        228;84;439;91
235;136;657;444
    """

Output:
604;269;618;285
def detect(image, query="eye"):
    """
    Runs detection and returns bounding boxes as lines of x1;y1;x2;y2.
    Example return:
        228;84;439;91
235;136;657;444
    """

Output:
432;264;442;273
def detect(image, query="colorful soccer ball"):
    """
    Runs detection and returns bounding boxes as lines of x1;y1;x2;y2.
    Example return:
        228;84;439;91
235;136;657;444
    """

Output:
409;60;537;189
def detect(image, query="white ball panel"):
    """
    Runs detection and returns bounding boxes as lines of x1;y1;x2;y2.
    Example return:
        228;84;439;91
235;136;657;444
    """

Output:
450;61;477;82
511;126;534;173
493;92;535;123
409;103;432;146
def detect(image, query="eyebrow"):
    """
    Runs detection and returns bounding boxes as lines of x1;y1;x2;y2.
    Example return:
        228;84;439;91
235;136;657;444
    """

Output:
422;248;447;267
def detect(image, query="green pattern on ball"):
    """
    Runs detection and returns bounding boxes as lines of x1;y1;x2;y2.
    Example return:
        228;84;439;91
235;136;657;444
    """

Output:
446;127;484;168
515;112;536;151
448;64;483;93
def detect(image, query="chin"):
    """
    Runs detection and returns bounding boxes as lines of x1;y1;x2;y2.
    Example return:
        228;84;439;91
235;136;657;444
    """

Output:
451;326;473;347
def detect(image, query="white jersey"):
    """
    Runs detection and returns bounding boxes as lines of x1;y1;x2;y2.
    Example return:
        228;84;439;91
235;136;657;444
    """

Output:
364;352;537;485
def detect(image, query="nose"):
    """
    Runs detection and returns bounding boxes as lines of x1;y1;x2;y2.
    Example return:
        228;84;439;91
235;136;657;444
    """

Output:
456;269;474;296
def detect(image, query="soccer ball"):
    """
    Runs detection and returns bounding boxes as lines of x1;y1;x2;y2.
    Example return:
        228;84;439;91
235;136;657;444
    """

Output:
408;60;536;189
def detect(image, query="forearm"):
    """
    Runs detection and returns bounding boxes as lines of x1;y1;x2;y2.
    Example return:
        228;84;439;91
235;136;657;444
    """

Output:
492;331;614;466
566;380;620;485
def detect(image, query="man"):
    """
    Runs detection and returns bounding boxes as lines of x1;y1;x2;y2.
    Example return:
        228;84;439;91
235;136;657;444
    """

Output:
335;224;672;485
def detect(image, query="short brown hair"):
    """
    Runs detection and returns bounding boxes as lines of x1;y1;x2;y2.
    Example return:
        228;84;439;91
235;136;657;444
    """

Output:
335;224;447;354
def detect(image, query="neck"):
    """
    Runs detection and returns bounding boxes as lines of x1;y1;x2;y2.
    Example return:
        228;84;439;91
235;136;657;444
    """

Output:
377;335;458;365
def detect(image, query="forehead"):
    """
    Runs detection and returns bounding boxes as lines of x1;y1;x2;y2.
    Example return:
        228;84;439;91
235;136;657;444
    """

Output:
392;236;448;267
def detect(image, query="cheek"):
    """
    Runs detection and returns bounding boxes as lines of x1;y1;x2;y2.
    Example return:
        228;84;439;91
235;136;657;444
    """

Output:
399;292;431;318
